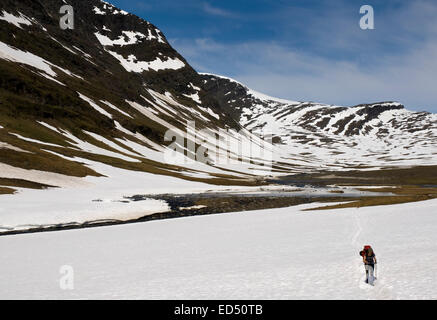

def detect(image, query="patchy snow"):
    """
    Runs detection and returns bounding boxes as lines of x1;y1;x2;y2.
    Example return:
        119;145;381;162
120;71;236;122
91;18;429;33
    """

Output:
0;199;436;299
189;82;201;91
114;121;164;152
93;7;106;15
100;100;132;118
0;162;88;188
204;74;437;171
94;31;147;47
0;41;83;80
147;28;165;43
71;46;92;59
141;95;176;117
0;11;32;29
94;32;114;46
10;133;64;148
248;88;300;105
183;92;202;104
113;9;129;15
125;100;180;131
107;51;185;73
77;93;113;119
57;130;141;163
37;121;63;134
179;205;207;210
200;106;220;119
0;142;30;153
49;36;77;55
83;131;141;159
0;41;58;76
36;72;65;86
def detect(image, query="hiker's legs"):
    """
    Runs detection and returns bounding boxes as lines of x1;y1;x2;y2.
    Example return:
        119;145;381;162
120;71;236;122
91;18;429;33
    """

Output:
364;265;369;283
368;265;374;285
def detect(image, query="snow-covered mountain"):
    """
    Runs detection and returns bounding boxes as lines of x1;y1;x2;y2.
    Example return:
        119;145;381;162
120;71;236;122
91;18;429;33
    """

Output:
0;0;436;231
0;0;277;186
0;0;283;231
1;0;437;301
201;73;437;170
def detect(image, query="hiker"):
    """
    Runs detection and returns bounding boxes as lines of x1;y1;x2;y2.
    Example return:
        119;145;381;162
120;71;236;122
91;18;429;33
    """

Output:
360;245;377;285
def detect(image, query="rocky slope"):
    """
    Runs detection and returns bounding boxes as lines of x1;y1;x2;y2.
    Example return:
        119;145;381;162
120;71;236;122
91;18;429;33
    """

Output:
200;73;437;170
0;0;276;196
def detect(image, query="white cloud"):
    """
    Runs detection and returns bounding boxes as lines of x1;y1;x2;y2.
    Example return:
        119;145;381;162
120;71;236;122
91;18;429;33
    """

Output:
202;3;236;18
171;37;437;112
169;0;437;112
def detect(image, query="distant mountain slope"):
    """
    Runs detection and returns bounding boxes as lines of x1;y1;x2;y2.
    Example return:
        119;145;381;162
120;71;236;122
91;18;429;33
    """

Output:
200;73;437;170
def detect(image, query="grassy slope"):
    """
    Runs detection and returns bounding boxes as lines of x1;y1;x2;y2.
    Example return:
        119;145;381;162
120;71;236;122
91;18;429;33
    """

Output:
0;187;15;195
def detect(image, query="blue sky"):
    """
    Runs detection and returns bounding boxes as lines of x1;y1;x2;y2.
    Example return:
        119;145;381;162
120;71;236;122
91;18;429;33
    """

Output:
109;0;437;112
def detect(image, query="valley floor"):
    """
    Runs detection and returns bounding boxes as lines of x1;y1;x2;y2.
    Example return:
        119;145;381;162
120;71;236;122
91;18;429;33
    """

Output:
0;199;436;299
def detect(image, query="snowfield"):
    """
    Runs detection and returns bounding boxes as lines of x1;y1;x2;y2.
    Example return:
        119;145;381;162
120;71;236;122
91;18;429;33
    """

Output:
0;10;32;29
0;199;436;299
0;158;252;231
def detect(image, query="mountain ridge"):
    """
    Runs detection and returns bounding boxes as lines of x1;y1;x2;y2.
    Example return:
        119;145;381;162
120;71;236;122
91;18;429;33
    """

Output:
0;0;436;181
0;0;436;231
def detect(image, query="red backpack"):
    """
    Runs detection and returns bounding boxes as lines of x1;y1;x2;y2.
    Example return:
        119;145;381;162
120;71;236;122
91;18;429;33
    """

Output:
359;245;371;257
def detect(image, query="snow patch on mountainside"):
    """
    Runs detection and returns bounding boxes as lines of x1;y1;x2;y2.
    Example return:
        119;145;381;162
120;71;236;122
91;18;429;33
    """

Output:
107;51;185;72
0;11;32;29
100;100;133;118
0;41;60;77
10;132;64;148
0;41;84;80
78;93;113;119
0;162;89;189
94;31;147;46
93;6;106;15
96;1;129;16
0;142;30;153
